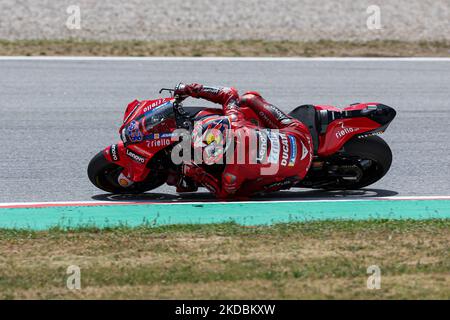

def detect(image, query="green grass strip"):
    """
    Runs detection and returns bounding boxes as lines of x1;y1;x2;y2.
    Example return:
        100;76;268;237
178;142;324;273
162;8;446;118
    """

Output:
0;39;449;57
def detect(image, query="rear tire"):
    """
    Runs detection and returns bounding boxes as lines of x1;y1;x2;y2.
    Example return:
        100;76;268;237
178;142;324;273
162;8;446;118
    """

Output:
323;136;392;190
87;151;167;193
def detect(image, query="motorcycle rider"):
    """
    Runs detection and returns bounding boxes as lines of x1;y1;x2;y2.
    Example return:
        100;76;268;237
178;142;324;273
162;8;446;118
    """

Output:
173;83;313;199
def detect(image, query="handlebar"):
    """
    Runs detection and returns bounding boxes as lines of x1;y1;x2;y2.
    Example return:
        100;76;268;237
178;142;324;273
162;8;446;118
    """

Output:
158;88;175;95
159;87;187;103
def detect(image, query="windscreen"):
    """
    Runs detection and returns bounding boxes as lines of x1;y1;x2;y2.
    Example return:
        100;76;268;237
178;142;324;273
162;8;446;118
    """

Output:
142;101;175;131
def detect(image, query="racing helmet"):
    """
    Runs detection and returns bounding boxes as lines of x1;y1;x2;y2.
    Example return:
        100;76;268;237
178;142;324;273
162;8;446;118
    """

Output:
192;116;232;165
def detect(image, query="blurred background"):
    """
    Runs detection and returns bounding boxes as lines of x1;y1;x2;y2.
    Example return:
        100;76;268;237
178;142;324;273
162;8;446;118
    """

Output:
0;0;448;56
0;0;449;41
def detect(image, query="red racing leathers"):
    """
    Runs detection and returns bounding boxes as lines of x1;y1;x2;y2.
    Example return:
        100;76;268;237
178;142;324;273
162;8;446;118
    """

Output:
175;83;313;199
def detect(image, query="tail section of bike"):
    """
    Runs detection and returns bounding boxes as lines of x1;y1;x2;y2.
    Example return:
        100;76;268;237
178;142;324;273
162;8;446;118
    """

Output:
316;102;396;156
290;102;396;190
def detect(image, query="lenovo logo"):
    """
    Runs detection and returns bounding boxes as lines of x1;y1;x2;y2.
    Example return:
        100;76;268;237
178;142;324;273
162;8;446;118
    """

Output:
126;149;145;164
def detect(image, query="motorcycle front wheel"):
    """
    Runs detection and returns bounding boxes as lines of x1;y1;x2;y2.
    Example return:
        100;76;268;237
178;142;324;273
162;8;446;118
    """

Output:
87;151;168;193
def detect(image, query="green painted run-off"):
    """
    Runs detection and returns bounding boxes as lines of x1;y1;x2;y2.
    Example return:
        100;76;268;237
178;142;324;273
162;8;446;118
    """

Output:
0;199;449;230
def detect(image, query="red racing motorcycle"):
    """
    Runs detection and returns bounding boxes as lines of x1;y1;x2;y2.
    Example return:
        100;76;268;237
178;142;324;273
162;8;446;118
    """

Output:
88;88;396;194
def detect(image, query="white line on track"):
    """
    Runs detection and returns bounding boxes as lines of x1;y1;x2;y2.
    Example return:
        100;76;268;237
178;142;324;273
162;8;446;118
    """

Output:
1;195;450;208
0;56;450;62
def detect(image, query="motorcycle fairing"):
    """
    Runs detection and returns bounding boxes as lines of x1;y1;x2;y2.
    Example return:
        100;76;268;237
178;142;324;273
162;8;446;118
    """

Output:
103;98;184;182
102;142;152;182
318;117;381;156
120;98;176;144
316;103;396;156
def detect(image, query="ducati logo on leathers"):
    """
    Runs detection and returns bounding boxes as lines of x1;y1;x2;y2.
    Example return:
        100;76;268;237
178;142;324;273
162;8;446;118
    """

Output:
301;141;309;160
280;133;289;166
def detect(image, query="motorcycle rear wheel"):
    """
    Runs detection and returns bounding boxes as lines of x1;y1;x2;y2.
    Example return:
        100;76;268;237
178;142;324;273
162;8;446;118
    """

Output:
322;135;393;190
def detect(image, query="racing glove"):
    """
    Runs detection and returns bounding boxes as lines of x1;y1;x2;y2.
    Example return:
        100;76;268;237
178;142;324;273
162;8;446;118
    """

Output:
174;83;203;98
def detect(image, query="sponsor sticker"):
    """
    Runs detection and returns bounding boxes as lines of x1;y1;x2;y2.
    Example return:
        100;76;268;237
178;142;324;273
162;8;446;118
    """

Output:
336;122;360;139
143;132;177;141
301;140;309;160
110;144;120;162
160;132;177;139
267;104;287;121
121;128;128;144
126;149;146;164
202;86;221;94
143;99;166;113
288;135;297;166
256;130;269;164
126;120;143;142
267;131;280;164
147;138;171;148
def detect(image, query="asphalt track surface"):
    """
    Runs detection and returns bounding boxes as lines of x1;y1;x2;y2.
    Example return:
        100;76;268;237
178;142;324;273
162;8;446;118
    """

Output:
1;58;449;203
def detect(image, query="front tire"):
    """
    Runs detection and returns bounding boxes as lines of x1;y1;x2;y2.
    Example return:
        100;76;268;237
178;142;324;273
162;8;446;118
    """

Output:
87;151;167;193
